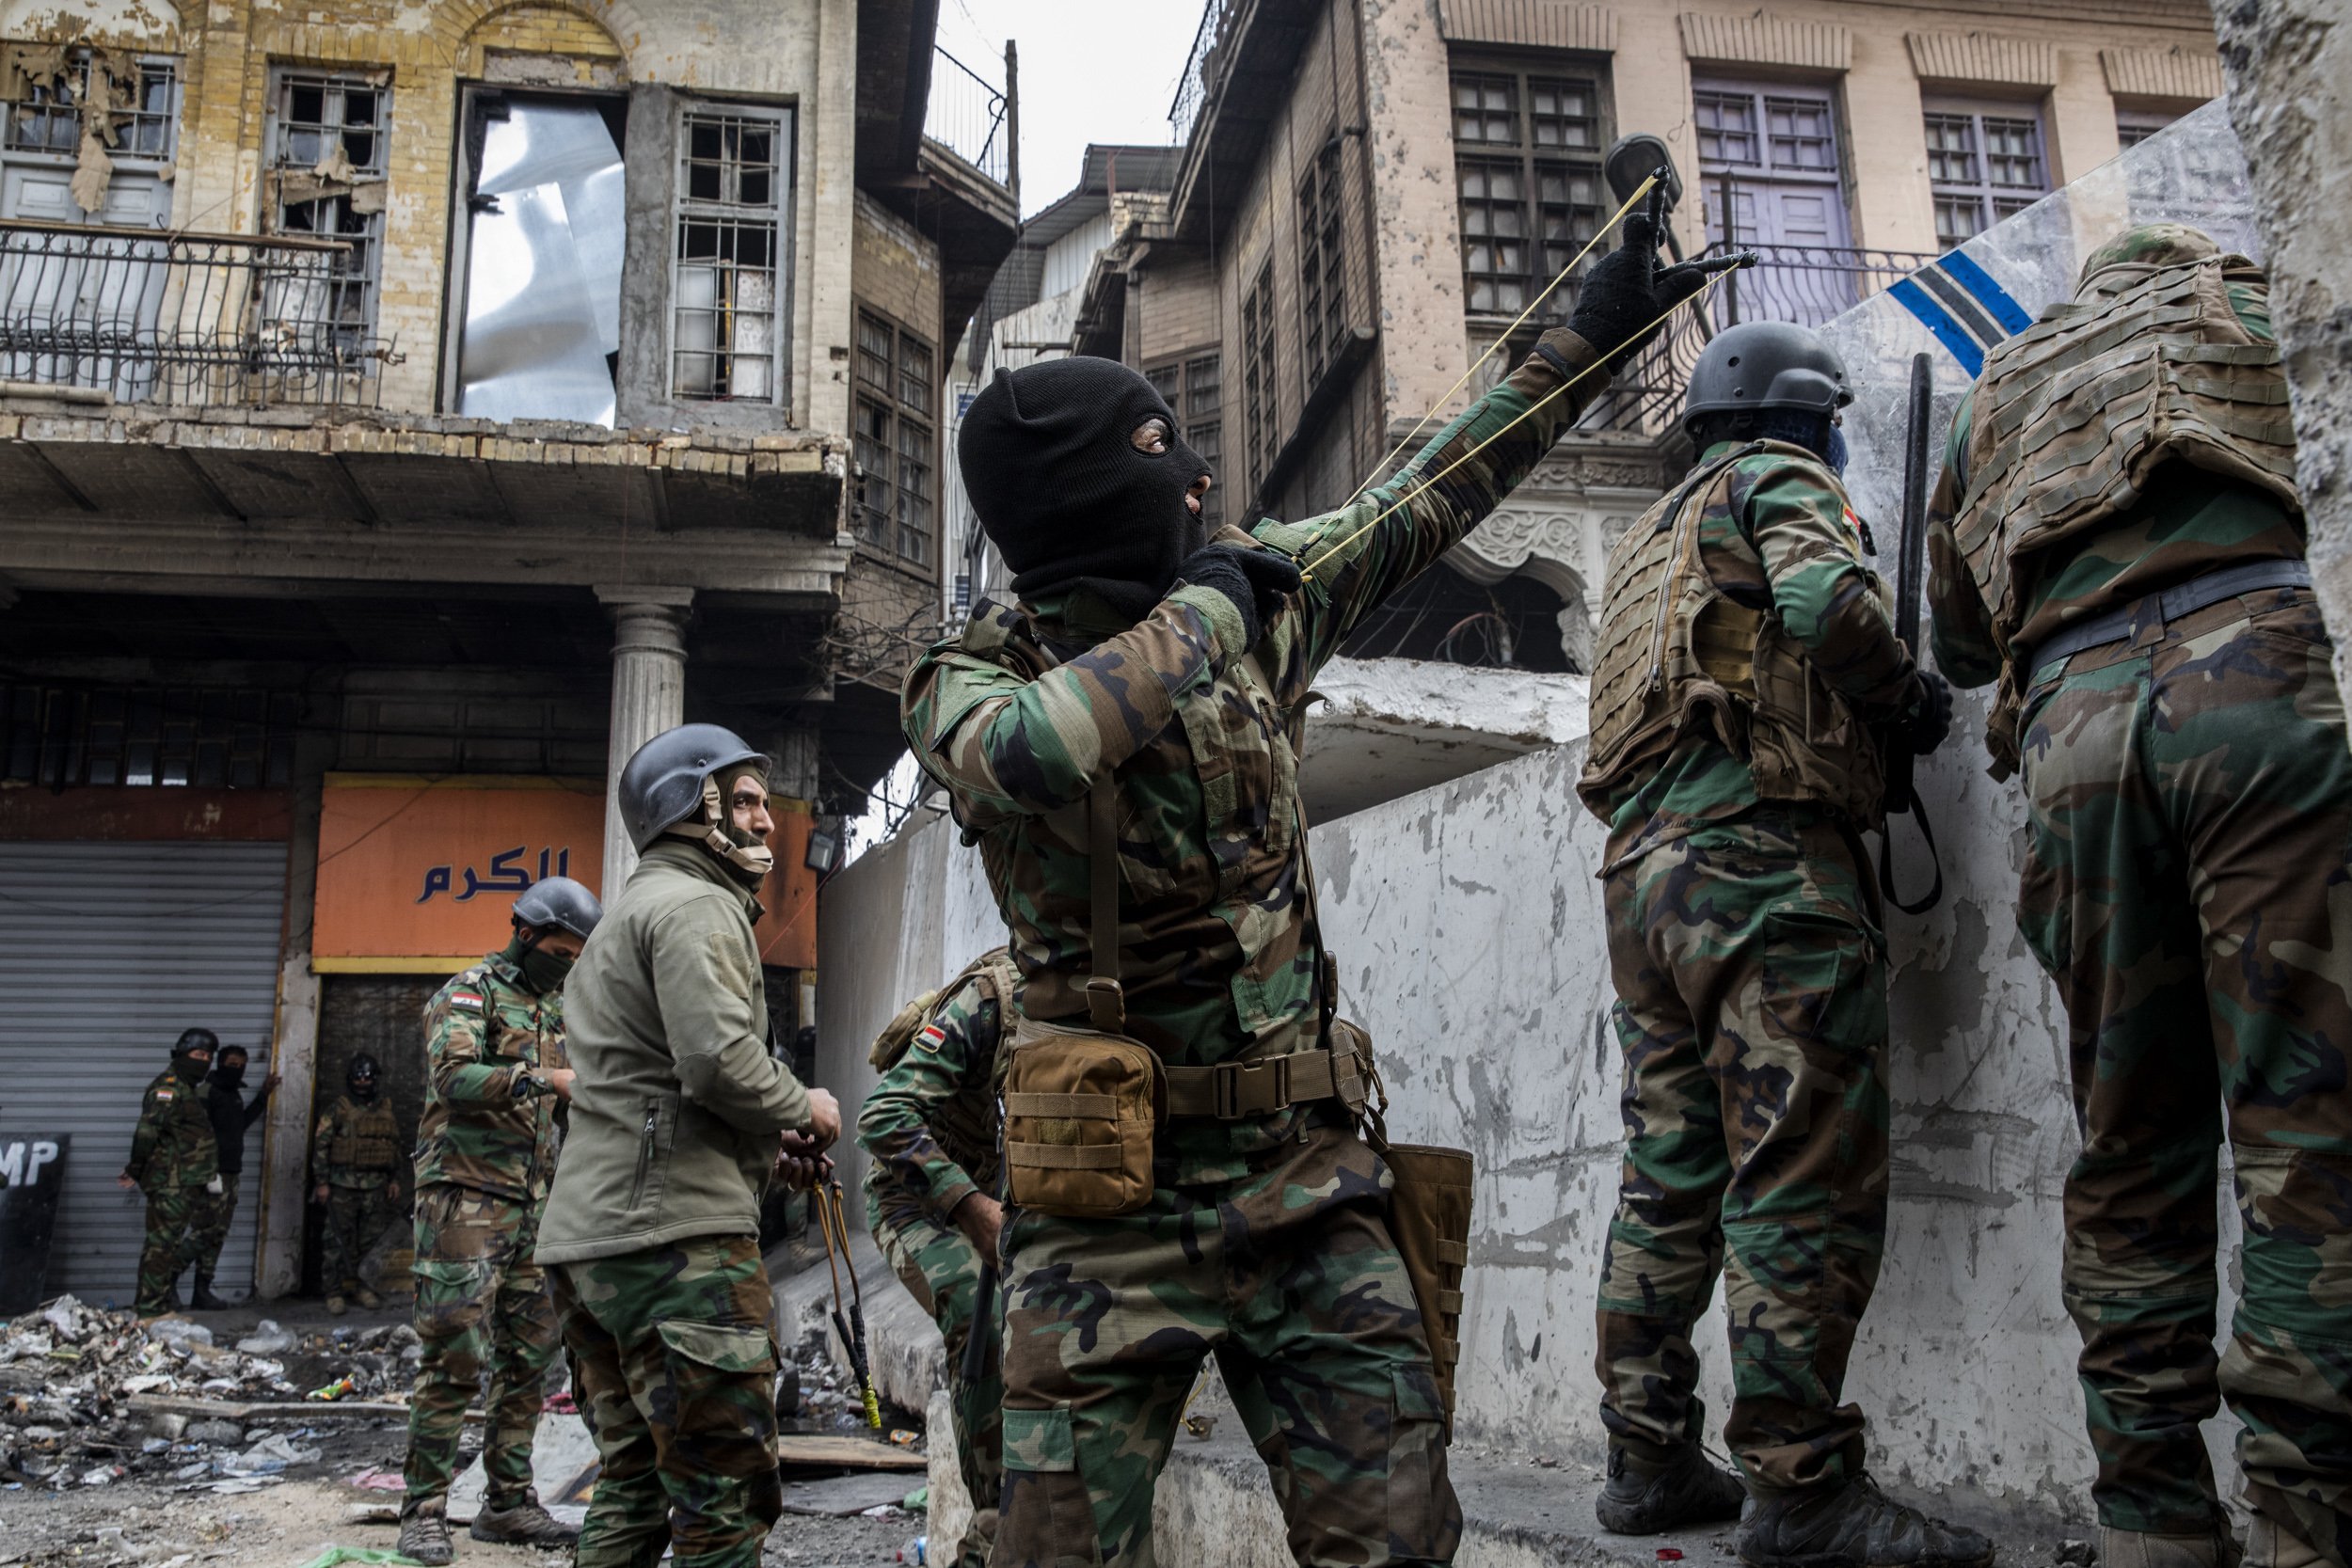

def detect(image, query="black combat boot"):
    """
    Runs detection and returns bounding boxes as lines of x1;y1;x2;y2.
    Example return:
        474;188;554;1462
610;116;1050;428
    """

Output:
1597;1443;1748;1534
188;1275;230;1310
1738;1474;1994;1568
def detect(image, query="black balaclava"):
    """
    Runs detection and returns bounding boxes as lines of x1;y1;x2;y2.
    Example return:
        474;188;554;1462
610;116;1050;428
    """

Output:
212;1053;246;1090
1696;410;1845;474
505;928;577;994
958;356;1213;621
348;1053;381;1103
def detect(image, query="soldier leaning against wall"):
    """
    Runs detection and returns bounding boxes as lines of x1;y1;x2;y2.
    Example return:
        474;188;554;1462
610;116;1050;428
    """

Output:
1577;320;1982;1568
1928;223;2352;1568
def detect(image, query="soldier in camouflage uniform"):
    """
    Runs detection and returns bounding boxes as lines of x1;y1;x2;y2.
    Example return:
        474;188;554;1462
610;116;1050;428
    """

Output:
856;951;1017;1568
117;1027;221;1316
1926;224;2349;1568
310;1053;402;1311
538;726;840;1568
1575;320;1981;1568
395;876;602;1566
902;204;1708;1567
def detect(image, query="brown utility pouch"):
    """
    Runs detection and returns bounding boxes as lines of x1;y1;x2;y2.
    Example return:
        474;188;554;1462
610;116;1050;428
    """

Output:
1349;1026;1473;1427
1000;785;1164;1218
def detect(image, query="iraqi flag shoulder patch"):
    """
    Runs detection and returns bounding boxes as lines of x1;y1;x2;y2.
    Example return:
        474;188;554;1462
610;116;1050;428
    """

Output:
450;991;485;1012
915;1023;948;1053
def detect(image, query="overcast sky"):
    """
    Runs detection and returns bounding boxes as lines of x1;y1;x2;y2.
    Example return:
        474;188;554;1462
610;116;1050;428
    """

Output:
935;0;1207;216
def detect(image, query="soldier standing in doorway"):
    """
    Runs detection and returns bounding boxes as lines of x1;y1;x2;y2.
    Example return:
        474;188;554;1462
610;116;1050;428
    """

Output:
903;204;1707;1566
1926;224;2350;1568
117;1027;222;1317
1576;321;1982;1567
311;1053;401;1313
187;1042;278;1309
395;876;603;1566
856;950;1018;1568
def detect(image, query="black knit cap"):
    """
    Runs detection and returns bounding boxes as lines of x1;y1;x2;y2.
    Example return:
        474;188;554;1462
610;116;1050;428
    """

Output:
958;356;1212;615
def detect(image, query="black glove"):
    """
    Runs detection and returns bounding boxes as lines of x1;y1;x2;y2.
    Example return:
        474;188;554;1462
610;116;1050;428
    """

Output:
1175;544;1303;652
1900;669;1954;756
1566;182;1710;371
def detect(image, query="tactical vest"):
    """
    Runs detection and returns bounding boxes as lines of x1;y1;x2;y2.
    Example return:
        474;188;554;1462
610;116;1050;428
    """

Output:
1954;255;2302;774
1579;440;1891;826
868;947;1017;1186
331;1096;401;1169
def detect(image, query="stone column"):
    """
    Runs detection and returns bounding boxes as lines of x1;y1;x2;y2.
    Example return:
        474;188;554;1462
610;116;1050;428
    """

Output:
596;586;693;895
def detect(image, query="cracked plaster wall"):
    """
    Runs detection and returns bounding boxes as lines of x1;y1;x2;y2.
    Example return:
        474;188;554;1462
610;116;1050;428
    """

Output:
815;683;2241;1522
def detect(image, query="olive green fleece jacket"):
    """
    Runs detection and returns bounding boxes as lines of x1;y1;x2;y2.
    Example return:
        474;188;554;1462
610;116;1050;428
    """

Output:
535;840;814;1263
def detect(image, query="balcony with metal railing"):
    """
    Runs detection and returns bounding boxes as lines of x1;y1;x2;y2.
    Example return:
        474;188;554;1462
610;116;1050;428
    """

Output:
0;219;388;408
926;43;1012;188
1586;240;1938;436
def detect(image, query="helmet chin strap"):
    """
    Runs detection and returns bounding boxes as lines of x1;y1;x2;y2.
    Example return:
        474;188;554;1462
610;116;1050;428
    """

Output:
663;773;774;884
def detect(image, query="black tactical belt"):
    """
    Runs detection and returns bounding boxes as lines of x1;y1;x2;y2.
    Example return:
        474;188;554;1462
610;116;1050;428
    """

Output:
2024;559;2312;680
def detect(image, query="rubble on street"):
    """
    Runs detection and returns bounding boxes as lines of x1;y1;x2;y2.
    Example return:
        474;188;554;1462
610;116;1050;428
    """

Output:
0;1295;420;1495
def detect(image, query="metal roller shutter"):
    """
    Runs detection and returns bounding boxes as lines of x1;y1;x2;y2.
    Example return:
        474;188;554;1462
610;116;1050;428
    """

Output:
0;840;287;1303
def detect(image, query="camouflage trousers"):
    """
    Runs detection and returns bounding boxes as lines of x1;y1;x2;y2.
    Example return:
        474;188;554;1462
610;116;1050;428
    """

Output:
320;1178;401;1293
996;1113;1456;1568
188;1172;239;1281
402;1182;559;1519
135;1181;210;1312
872;1186;1002;1568
551;1234;783;1568
2016;590;2352;1560
1595;806;1889;1496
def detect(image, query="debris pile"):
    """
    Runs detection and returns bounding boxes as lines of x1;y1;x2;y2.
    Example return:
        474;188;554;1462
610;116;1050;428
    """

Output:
0;1295;421;1494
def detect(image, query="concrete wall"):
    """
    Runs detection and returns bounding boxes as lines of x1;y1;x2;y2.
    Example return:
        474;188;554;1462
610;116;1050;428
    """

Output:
2209;0;2352;686
815;695;2243;1524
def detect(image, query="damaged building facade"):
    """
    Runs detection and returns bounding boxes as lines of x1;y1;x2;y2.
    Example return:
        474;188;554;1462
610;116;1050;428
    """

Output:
1069;0;2225;678
0;0;1015;1305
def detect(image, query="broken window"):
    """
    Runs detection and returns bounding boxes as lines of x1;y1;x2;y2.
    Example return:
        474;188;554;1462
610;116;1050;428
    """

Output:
1298;140;1346;395
0;47;178;224
452;92;627;426
1449;60;1609;320
266;71;389;353
852;307;935;566
1925;99;2049;249
672;105;789;403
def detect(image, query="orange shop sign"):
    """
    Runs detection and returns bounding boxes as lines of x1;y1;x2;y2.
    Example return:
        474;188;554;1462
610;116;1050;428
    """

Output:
312;775;607;973
311;773;818;973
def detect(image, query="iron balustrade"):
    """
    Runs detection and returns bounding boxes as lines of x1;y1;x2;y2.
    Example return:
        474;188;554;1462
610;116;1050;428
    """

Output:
1168;0;1239;145
929;45;1011;185
1585;240;1938;436
0;219;388;407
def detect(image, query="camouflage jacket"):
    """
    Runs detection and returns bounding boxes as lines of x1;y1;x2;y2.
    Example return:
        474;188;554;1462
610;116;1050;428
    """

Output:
1581;441;1916;867
125;1064;217;1189
311;1093;401;1187
413;952;566;1203
1929;269;2302;768
903;328;1607;1181
857;968;1006;1232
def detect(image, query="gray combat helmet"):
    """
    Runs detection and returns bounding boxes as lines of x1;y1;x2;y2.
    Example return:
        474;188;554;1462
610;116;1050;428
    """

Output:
512;876;604;940
1681;321;1852;436
617;722;770;852
173;1027;219;1057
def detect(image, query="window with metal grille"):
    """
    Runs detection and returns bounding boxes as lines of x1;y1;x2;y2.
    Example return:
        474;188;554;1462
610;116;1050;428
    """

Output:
1925;100;2049;249
1449;60;1608;320
1298;140;1347;393
5;50;178;160
672;106;788;402
1144;352;1225;531
1242;265;1279;499
2117;109;2181;150
2;684;295;789
267;71;388;349
852;307;936;566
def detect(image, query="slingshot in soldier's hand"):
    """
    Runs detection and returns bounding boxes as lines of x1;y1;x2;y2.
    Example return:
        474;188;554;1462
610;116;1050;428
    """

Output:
815;1180;884;1430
